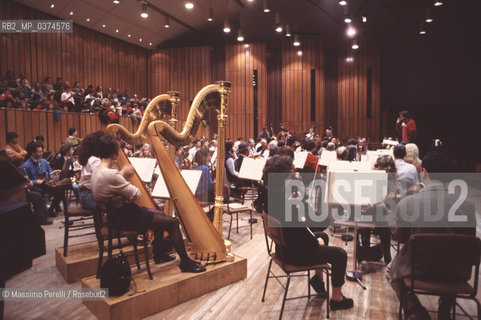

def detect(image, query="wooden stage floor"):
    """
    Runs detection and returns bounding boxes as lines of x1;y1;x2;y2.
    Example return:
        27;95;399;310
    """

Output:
4;187;481;320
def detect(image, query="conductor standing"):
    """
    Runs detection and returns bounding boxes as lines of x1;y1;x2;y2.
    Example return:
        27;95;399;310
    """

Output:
396;110;417;143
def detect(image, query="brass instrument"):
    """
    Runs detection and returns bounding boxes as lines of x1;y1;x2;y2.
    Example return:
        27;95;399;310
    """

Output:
105;81;233;263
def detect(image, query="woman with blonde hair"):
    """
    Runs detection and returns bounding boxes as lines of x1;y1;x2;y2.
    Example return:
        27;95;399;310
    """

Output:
404;143;422;174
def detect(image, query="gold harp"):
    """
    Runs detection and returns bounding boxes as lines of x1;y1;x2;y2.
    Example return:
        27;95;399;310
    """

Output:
105;81;232;263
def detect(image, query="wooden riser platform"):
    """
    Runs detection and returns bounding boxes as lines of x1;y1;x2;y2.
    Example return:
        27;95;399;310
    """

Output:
81;255;247;320
55;241;153;283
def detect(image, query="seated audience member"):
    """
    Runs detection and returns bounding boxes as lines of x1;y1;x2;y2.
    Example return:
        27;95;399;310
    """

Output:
21;142;65;223
393;144;419;193
387;151;476;319
50;142;80;200
336;146;348;160
5;131;27;166
193;148;214;205
61;85;75;111
263;155;353;311
91;135;205;272
225;141;239;184
65;127;82;148
405;143;422;174
77;131;104;211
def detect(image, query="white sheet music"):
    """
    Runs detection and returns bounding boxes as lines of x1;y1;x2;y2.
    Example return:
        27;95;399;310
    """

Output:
238;157;267;181
325;170;388;205
382;139;399;146
319;150;337;167
128;157;157;183
151;169;202;198
328;160;372;172
293;151;309;169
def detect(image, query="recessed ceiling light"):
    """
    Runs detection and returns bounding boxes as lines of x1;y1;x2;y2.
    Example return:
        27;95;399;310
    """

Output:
86;18;90;22
69;11;73;15
344;17;351;23
285;25;292;37
116;29;119;33
419;21;426;35
185;1;194;9
141;1;148;18
139;38;142;42
263;0;270;13
297;50;303;56
113;0;120;4
50;4;54;8
237;30;244;42
128;34;131;37
346;26;356;37
164;16;170;28
352;41;359;50
425;7;433;23
293;35;300;46
149;42;152;46
362;16;367;23
223;20;231;33
208;7;213;22
339;0;347;6
102;24;106;28
434;1;442;6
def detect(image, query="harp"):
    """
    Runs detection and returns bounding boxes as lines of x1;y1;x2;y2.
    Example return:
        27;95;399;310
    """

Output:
105;81;232;263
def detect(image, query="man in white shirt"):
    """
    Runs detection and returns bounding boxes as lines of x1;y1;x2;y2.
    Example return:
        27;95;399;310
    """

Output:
61;84;75;110
393;144;419;193
188;139;201;162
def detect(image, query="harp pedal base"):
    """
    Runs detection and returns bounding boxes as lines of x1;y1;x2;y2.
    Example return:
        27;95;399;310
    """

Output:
81;254;247;320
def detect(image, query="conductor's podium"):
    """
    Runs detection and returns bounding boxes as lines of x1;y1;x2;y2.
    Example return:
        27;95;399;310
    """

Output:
55;241;153;283
81;255;247;320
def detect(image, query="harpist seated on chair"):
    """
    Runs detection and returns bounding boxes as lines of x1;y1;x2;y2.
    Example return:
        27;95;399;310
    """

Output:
91;135;205;273
263;155;354;311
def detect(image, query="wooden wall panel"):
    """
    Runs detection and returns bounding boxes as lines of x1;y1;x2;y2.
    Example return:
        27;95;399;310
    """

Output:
224;43;267;140
280;39;325;135
148;46;212;138
337;35;381;140
0;0;147;97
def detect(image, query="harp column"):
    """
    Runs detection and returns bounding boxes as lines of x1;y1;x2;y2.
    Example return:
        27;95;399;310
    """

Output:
166;91;180;217
213;81;231;235
167;91;180;158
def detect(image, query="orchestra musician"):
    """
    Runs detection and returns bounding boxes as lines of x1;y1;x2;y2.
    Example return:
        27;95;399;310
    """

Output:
90;135;206;272
263;155;354;311
20;142;65;224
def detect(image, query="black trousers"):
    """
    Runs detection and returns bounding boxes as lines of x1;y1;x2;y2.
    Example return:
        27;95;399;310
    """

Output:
285;245;347;287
